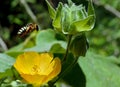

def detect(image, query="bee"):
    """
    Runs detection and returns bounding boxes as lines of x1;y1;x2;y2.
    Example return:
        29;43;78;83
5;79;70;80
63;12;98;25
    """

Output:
17;23;39;37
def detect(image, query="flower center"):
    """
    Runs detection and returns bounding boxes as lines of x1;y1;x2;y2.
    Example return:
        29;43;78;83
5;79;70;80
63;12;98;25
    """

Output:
32;65;40;74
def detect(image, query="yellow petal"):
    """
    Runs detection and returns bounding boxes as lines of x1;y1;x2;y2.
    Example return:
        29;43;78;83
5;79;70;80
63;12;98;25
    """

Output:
21;74;46;86
14;52;40;74
42;57;61;83
37;53;54;75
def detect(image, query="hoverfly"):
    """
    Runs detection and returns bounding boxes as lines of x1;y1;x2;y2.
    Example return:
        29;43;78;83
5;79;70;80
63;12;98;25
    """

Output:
17;23;39;37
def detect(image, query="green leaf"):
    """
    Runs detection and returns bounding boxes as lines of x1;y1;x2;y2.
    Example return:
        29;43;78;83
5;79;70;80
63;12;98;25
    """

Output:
70;15;95;34
46;0;56;19
62;54;86;87
6;43;24;52
0;69;13;79
78;51;120;87
53;2;63;31
25;29;66;53
63;64;86;87
88;0;95;16
0;53;15;73
50;43;66;53
6;52;23;58
5;43;30;58
6;32;37;57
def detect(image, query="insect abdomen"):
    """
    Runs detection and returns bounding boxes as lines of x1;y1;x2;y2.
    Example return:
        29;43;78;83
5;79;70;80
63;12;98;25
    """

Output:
17;23;39;37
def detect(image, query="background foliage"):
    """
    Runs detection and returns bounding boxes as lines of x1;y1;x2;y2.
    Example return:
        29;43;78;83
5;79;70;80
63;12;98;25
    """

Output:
0;0;120;87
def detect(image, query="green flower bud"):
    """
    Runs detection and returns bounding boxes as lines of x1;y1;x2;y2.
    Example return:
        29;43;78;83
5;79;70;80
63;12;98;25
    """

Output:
70;33;89;57
46;0;95;34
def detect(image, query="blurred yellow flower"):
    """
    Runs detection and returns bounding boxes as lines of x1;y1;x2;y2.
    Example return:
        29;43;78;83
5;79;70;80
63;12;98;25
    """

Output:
14;52;61;86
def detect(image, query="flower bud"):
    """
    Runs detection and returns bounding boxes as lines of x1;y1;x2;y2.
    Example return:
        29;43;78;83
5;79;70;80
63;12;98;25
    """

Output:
70;33;89;57
46;0;95;34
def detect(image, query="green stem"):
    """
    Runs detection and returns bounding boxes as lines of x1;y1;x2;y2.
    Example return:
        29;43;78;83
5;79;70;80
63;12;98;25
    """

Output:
48;35;76;87
62;35;72;61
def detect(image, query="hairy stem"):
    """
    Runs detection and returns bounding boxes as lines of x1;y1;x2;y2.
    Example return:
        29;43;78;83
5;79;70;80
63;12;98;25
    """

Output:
62;35;72;61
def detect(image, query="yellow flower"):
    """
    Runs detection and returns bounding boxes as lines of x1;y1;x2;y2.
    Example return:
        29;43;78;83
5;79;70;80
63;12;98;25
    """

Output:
14;52;61;86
